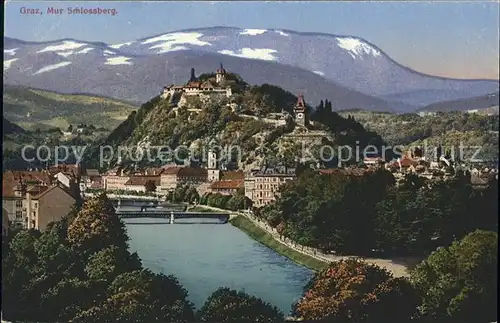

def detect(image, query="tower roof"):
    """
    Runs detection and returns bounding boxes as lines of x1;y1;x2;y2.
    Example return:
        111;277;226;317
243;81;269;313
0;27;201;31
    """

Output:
216;63;226;74
296;94;306;108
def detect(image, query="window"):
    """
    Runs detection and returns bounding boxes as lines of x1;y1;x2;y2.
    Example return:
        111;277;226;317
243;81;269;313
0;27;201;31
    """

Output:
15;200;23;208
34;203;38;208
15;211;22;219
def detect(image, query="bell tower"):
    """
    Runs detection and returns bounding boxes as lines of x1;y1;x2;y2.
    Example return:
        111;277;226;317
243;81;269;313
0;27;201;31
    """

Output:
207;148;220;182
294;94;308;127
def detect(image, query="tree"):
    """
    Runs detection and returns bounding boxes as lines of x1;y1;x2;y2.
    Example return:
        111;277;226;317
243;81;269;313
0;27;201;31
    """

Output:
85;245;141;282
197;287;283;323
72;269;195;323
67;193;129;257
294;258;418;322
411;230;498;322
144;180;157;193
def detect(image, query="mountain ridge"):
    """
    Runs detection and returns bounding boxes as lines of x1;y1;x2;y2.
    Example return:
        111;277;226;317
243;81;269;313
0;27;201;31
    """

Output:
4;26;498;110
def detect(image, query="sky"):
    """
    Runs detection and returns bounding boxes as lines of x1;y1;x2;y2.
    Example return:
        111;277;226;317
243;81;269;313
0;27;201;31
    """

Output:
4;1;499;79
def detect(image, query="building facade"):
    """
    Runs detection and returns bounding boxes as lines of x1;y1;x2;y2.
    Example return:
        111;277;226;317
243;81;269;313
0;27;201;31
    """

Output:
247;166;296;207
25;184;76;232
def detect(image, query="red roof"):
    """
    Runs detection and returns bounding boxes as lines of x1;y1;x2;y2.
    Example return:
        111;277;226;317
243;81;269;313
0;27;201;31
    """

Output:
125;176;160;186
296;94;306;108
220;170;244;181
186;82;201;88
210;180;243;190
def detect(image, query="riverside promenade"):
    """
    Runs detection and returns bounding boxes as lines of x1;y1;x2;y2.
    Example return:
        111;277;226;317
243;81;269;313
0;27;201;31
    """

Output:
198;205;418;278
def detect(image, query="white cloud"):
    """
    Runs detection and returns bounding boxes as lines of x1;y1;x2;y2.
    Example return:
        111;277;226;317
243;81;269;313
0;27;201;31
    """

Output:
218;48;278;61
142;32;210;53
313;71;325;76
105;56;133;65
4;58;19;70
336;37;381;59
275;30;289;37
110;42;134;49
37;41;86;53
240;29;267;36
75;47;94;54
4;48;18;56
33;61;72;75
56;51;74;57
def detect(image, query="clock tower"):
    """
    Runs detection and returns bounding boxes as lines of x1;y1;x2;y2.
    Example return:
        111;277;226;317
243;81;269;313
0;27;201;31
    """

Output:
293;94;308;127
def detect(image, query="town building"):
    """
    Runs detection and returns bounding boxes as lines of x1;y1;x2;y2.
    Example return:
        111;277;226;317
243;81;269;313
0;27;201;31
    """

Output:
161;65;233;103
2;170;52;229
124;176;161;193
209;180;244;195
208;170;245;195
81;168;102;191
102;166;130;191
159;167;208;193
25;184;76;232
2;170;76;232
246;166;296;207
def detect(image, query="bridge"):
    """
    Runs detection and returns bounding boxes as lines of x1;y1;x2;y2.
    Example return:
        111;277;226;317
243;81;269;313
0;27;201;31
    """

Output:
116;210;231;224
111;199;187;212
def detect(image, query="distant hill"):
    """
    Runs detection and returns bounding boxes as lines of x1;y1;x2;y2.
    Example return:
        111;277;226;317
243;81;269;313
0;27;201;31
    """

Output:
3;85;138;131
419;92;499;112
339;110;499;162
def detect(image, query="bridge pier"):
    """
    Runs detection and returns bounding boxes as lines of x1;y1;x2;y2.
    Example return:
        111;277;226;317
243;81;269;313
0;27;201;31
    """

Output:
170;211;175;224
117;199;121;209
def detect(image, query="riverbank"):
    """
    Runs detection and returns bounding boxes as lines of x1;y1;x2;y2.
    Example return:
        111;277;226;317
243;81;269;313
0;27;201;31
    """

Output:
230;216;328;272
194;205;419;277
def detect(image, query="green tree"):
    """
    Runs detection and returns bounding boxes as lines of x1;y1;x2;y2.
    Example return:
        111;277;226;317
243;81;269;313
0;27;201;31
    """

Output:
411;230;498;322
85;245;141;282
72;269;195;323
67;193;129;257
294;258;418;322
197;287;283;323
144;180;157;193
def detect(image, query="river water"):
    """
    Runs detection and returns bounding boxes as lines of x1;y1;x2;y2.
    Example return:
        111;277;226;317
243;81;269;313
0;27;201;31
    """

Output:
124;217;313;315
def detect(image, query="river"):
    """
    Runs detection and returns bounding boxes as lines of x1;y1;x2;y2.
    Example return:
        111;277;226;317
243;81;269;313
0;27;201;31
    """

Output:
124;217;313;315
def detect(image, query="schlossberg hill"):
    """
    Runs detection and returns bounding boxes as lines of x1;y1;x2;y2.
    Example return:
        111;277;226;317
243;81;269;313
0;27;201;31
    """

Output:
88;67;385;169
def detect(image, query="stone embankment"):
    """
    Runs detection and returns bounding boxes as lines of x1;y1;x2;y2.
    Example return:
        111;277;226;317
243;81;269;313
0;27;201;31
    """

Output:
199;205;417;277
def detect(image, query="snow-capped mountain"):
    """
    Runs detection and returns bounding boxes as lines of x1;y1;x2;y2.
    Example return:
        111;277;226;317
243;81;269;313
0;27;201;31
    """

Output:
4;26;499;110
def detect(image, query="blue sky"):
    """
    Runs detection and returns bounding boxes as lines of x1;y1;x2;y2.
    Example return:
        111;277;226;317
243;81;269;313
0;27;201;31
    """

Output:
4;1;499;79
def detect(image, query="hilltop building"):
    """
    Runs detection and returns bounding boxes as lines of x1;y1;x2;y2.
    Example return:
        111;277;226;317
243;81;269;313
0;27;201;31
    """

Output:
294;94;309;127
161;65;233;102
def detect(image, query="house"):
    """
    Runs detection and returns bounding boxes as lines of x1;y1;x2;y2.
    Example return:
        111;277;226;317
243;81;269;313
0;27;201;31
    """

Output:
2;170;52;229
248;166;296;207
102;167;130;191
363;156;384;166
81;169;102;190
159;167;208;193
243;169;261;201
208;170;245;195
124;176;161;193
25;184;76;232
209;180;244;195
